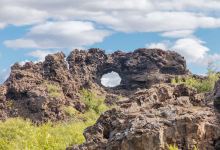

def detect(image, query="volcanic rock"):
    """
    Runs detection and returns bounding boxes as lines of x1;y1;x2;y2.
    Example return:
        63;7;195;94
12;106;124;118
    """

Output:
68;84;220;150
0;48;188;122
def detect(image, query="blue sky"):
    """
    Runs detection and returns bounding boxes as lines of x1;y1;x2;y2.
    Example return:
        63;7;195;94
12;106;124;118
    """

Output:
0;0;220;83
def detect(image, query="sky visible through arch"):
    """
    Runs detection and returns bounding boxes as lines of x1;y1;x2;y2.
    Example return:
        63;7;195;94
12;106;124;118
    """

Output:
0;0;220;83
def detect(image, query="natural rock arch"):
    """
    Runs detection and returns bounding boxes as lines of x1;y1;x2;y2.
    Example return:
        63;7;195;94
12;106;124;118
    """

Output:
0;48;188;122
67;48;187;91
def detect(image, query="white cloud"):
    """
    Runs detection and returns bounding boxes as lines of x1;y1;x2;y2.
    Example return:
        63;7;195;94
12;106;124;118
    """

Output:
0;5;48;27
101;71;121;87
0;68;10;84
161;30;194;38
4;21;111;49
146;37;220;67
197;53;220;68
146;41;169;50
19;60;30;66
27;50;54;61
93;11;220;33
0;0;220;33
151;0;220;11
0;22;6;29
172;38;209;62
4;39;39;49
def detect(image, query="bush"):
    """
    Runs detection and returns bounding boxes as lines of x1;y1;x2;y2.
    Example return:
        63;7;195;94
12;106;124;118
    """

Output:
171;73;220;93
81;89;109;114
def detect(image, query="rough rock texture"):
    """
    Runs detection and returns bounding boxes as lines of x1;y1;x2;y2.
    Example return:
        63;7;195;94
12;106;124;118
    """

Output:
0;48;188;122
68;84;220;150
214;79;220;111
67;48;187;90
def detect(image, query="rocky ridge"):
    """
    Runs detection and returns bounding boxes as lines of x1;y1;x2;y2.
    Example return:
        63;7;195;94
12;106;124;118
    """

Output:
0;48;187;123
69;83;220;150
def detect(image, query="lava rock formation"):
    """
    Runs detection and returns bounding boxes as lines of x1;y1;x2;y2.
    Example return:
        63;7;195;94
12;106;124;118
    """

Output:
0;48;188;122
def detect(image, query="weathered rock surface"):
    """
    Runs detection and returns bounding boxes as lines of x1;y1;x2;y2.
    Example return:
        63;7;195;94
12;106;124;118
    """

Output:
0;48;188;122
67;48;187;90
68;84;220;150
214;79;220;111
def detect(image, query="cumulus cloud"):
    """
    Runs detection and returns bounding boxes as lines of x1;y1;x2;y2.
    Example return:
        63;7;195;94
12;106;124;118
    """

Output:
93;11;220;33
161;30;194;38
151;0;220;11
172;38;209;62
146;41;169;50
146;38;220;67
0;5;47;27
4;21;111;49
4;39;39;49
27;50;55;61
0;0;220;32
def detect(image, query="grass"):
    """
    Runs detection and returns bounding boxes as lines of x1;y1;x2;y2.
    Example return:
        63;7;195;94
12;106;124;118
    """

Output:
46;83;63;98
0;118;93;150
0;89;109;150
171;73;220;93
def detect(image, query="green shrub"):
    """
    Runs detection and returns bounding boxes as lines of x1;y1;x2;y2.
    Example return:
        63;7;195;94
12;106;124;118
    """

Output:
46;83;62;98
171;73;220;93
81;89;109;114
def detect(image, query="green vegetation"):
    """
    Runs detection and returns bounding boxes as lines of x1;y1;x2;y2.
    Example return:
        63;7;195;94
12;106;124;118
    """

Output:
5;100;13;108
0;118;92;150
168;144;178;150
81;89;109;114
0;89;109;150
168;144;198;150
63;106;78;117
171;73;220;93
193;146;199;150
46;83;62;98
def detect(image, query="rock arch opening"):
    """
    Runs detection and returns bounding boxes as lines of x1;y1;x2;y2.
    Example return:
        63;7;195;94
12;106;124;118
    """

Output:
101;71;121;88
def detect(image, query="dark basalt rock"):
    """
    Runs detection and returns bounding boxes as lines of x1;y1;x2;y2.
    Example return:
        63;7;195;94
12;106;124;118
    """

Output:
68;84;220;150
0;48;188;122
214;79;220;111
67;48;188;90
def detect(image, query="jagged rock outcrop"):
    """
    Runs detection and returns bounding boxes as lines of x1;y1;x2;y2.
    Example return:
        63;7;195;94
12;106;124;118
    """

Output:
0;48;188;122
68;84;220;150
67;48;187;89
